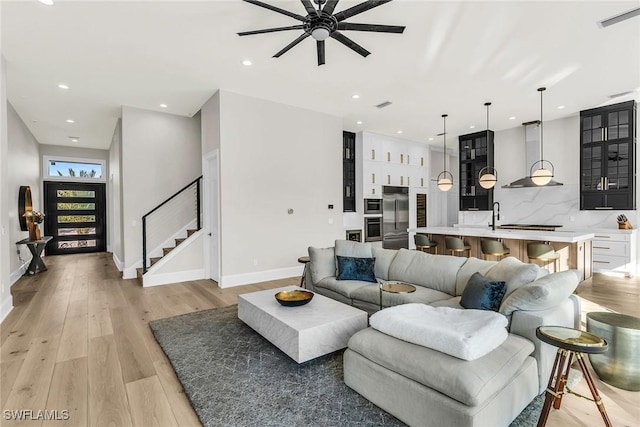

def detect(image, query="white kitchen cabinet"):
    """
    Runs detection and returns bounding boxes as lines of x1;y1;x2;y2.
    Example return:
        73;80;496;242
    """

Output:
591;230;637;276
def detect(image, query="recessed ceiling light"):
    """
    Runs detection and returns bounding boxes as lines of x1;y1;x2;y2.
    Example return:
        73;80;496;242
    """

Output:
469;125;476;129
509;116;516;120
57;83;69;90
38;0;54;5
68;136;79;142
65;119;75;123
428;137;434;141
557;105;565;110
356;121;363;125
241;60;252;66
160;104;168;108
352;94;360;99
32;119;38;123
397;130;403;134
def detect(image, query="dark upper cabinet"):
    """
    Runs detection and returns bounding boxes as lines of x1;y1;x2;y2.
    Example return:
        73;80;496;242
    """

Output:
580;101;636;210
343;131;356;212
459;130;494;211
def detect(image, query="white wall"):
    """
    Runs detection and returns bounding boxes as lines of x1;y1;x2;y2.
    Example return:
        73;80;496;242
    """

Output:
108;119;123;268
120;106;201;277
217;91;343;283
0;54;11;320
6;103;41;282
201;91;220;155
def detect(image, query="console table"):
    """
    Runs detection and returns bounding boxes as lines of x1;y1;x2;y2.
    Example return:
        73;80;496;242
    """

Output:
16;236;52;276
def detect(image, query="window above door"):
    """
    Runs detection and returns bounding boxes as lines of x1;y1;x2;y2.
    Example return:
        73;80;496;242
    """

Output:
43;155;106;182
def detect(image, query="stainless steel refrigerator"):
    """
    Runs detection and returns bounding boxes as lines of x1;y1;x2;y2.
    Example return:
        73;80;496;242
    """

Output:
382;186;409;249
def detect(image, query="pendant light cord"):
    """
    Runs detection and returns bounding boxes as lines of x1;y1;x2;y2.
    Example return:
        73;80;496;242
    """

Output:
442;114;447;172
538;87;545;163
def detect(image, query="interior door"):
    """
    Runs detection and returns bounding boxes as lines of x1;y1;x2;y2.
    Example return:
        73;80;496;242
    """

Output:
44;181;106;254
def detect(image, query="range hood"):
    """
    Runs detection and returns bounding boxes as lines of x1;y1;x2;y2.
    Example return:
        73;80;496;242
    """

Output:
502;121;564;188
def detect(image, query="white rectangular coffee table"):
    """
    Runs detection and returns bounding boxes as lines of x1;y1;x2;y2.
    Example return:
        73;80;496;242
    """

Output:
238;286;368;363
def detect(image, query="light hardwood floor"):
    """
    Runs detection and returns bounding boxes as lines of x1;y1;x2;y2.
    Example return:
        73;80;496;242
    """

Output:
0;252;638;426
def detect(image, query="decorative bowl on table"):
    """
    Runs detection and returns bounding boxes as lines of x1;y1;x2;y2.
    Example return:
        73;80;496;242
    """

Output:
275;290;314;307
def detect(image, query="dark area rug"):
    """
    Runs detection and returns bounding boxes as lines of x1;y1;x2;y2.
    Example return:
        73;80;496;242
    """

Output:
149;305;550;427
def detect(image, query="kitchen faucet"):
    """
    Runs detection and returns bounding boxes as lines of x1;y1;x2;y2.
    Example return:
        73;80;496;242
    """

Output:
490;202;500;231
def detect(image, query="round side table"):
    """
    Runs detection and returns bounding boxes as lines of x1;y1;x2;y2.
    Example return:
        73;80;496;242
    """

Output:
379;282;416;311
298;256;310;288
535;326;612;427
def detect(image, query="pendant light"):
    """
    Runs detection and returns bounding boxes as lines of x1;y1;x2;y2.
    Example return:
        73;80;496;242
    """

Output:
437;114;454;192
478;102;498;189
530;87;554;185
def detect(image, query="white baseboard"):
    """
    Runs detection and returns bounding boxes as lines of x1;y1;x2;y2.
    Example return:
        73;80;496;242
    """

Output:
219;265;303;288
0;296;13;323
143;268;205;287
9;261;29;286
112;253;124;272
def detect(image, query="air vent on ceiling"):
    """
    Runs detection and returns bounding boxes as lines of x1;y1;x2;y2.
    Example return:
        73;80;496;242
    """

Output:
609;90;636;99
375;101;393;109
598;7;640;28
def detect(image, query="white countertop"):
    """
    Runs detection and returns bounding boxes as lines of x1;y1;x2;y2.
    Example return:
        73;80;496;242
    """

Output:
409;226;595;243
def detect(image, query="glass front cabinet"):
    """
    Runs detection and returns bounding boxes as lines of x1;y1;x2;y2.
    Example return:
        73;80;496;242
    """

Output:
459;130;494;211
580;101;636;210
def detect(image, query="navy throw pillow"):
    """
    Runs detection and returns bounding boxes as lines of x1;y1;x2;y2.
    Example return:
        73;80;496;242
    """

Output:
460;272;507;312
336;256;377;283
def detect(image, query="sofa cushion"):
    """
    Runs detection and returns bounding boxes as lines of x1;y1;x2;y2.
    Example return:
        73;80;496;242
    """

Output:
372;247;397;281
351;283;451;308
307;246;335;284
388;249;466;296
460;273;507;312
499;270;580;316
430;296;463;309
348;328;535;406
455;257;497;296
315;277;370;299
336;256;377;283
486;257;539;298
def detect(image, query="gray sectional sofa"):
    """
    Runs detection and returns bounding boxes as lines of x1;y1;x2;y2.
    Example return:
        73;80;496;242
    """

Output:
306;240;582;427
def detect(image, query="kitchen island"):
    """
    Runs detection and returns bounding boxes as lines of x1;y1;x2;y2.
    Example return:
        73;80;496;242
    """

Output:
408;226;595;280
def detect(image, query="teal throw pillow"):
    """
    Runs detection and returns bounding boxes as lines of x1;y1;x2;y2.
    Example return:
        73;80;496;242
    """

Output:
336;256;377;283
461;272;507;312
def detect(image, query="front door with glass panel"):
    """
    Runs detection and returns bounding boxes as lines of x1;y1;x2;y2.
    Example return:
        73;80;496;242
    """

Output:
44;182;106;254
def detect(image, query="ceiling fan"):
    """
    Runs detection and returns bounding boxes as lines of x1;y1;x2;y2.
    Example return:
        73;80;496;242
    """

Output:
238;0;405;66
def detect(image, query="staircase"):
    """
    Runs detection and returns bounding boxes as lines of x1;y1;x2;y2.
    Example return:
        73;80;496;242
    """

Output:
136;228;199;282
137;176;203;286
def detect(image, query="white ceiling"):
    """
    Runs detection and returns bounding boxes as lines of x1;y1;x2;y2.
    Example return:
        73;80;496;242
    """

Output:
2;0;639;150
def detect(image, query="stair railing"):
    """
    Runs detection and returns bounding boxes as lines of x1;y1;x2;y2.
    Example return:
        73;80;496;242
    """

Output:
142;176;202;274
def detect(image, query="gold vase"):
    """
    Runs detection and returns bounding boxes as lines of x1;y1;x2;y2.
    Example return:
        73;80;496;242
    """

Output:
28;222;41;241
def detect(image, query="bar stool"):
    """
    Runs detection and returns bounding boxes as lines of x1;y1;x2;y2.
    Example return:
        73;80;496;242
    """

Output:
414;234;438;254
535;326;612;427
480;238;510;261
527;242;560;272
444;236;471;257
298;256;310;288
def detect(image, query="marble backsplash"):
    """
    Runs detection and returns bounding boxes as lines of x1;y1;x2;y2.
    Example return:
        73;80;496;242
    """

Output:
458;184;637;231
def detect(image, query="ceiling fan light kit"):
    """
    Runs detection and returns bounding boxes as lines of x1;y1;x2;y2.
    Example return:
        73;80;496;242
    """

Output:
238;0;406;66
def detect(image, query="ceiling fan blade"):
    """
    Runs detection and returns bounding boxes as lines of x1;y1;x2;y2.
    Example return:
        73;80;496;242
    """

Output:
337;22;405;33
333;0;392;22
273;33;311;58
317;40;326;66
238;25;305;36
330;31;370;57
242;0;306;21
322;0;340;15
300;0;317;15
